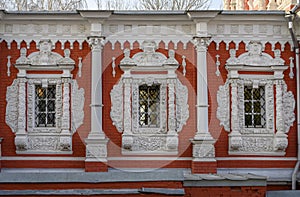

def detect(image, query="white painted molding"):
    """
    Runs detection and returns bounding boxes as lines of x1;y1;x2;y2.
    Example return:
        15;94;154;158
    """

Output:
78;57;83;78
6;56;11;77
5;79;19;133
217;40;295;155
71;80;85;133
112;57;116;78
111;41;188;154
215;55;220;77
289;57;294;79
182;55;186;76
5;40;81;154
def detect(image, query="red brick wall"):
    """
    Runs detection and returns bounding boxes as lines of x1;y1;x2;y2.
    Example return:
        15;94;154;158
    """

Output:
207;41;297;168
0;40;90;168
102;41;197;169
0;39;298;170
186;186;266;197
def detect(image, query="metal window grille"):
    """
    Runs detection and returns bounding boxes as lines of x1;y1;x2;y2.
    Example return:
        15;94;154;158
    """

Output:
244;86;266;128
35;85;56;127
138;84;160;127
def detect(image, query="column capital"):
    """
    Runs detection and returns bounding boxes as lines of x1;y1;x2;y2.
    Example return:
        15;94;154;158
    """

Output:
192;36;211;52
88;36;106;51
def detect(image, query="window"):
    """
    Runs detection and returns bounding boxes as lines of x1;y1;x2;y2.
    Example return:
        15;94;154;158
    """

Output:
139;84;160;127
216;41;295;155
35;85;56;127
110;41;189;154
244;86;266;128
6;40;84;153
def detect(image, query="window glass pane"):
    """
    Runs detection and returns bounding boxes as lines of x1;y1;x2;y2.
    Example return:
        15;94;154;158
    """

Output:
35;85;56;127
139;84;160;127
38;100;46;112
47;86;56;99
244;86;266;128
244;102;252;113
245;115;252;127
253;88;260;100
47;100;55;112
253;101;261;113
254;115;262;126
47;113;56;126
38;113;46;126
36;86;46;99
244;87;252;100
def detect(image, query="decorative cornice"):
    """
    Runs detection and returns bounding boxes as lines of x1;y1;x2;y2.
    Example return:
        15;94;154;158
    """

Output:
88;36;105;51
192;36;211;52
119;40;179;70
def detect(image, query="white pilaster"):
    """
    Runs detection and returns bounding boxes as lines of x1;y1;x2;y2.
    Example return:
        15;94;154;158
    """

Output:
87;36;106;139
193;37;214;140
60;78;72;151
85;34;108;162
122;78;133;150
191;37;216;161
15;78;28;151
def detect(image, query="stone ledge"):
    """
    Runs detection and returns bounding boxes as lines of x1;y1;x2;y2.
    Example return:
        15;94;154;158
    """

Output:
0;188;185;196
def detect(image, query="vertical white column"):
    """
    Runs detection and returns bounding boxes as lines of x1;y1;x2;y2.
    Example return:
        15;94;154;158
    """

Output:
168;79;176;133
191;37;216;162
230;80;239;134
88;36;106;139
15;78;28;151
166;78;179;151
62;79;70;132
60;78;72;151
85;33;108;162
122;78;134;150
193;38;214;141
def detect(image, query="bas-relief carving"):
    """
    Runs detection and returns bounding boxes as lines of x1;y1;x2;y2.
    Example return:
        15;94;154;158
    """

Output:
110;81;124;133
71;80;85;133
193;144;215;158
16;40;75;66
175;80;189;132
86;144;107;158
226;41;286;67
110;41;188;154
218;79;294;154
216;82;230;132
111;76;188;153
5;79;19;133
217;41;295;155
282;84;295;133
6;42;83;153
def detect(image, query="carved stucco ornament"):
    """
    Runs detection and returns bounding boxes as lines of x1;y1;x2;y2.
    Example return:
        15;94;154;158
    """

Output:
6;40;84;153
5;79;19;133
71;80;85;133
217;41;295;155
110;40;188;154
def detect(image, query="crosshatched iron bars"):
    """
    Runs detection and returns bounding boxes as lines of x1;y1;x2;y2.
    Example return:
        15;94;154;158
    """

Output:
138;84;160;128
35;85;56;127
244;86;266;128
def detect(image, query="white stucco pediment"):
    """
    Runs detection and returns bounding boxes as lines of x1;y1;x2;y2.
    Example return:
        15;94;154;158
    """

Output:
120;40;178;68
16;40;75;66
226;41;285;67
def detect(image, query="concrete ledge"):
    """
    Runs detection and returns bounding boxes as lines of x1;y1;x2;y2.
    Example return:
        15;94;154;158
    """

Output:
0;189;140;196
0;168;186;183
0;188;185;196
267;191;300;197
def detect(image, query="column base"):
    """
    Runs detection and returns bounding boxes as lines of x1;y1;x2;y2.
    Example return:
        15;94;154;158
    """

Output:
85;134;109;172
191;132;217;174
85;161;108;172
192;160;217;174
